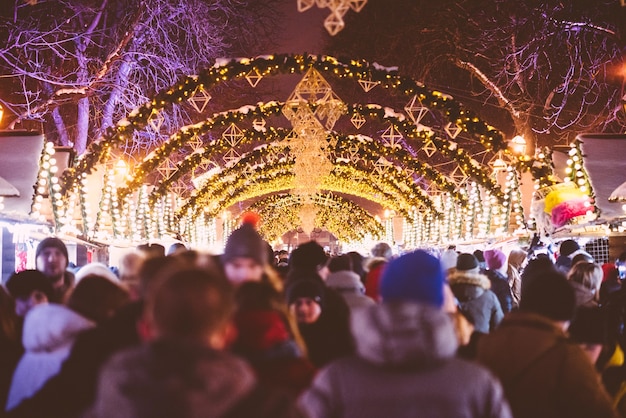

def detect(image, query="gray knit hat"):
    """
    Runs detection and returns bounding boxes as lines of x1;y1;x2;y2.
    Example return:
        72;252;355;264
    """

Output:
222;222;267;265
36;237;69;267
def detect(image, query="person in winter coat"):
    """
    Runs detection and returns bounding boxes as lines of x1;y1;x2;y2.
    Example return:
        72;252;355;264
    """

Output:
555;239;581;275
0;286;22;410
484;249;514;314
568;261;603;308
448;253;503;333
507;248;526;308
326;255;375;311
363;242;393;301
5;303;95;411
477;270;618;418
286;275;354;368
85;268;302;418
299;250;513;418
34;237;75;303
5;274;131;411
232;281;315;397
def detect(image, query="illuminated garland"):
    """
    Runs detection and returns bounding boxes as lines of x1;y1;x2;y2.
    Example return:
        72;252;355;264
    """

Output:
176;157;419;221
169;143;441;221
246;192;384;242
62;54;508;194
147;132;446;213
516;147;559;189
121;101;497;205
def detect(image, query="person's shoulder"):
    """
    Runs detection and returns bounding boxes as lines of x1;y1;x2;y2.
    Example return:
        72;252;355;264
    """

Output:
222;382;305;418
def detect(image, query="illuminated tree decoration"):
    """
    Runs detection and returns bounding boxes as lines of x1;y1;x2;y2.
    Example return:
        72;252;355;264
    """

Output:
564;140;598;214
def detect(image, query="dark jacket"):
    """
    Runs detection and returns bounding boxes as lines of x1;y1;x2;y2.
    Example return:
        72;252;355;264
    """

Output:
84;340;302;418
286;273;354;368
299;302;512;418
448;269;503;333
486;270;513;314
5;301;142;418
477;311;618;418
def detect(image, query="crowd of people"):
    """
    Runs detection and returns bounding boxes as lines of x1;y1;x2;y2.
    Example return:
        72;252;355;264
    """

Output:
1;222;626;418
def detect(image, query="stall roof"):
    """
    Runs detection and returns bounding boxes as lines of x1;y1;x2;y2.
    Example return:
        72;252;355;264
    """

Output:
0;131;44;214
0;176;19;197
577;133;626;221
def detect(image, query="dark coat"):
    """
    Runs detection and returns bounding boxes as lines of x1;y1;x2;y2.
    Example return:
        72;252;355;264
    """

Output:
486;270;513;314
448;270;503;333
477;311;618;418
286;274;354;368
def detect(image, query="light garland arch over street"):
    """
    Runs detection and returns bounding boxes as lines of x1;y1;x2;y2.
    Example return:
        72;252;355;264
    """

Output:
44;54;568;248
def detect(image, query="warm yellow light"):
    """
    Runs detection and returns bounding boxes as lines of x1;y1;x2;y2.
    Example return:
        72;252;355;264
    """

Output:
115;159;128;176
510;135;527;155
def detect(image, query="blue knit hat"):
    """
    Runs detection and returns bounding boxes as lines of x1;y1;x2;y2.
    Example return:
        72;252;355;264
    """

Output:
379;250;444;307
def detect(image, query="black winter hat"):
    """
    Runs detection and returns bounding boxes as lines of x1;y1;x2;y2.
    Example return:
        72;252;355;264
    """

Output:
559;239;580;257
286;279;325;308
222;222;267;266
456;253;479;272
289;241;328;272
36;237;69;265
6;269;55;300
520;270;576;322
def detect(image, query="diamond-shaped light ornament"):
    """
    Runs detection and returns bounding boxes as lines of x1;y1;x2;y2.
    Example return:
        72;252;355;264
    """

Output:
222;123;244;147
450;166;469;186
381;125;403;148
351;113;366;129
404;95;429;125
148;111;165;132
444;122;462;139
358;79;380;92
374;156;393;176
324;11;345;36
187;135;204;153
422;138;438;157
222;148;241;166
252;118;266;131
349;0;367;12
348;144;360;158
157;158;178;179
297;0;315;11
188;88;212;113
245;69;263;88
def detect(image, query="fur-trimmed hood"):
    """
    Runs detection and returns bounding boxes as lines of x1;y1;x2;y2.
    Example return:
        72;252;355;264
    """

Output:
351;302;458;368
447;269;491;290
